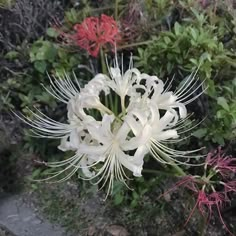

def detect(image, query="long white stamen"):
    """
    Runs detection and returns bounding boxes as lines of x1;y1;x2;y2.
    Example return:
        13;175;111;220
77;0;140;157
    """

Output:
164;75;175;92
178;80;205;103
183;86;208;105
13;110;71;138
176;76;201;99
175;71;197;96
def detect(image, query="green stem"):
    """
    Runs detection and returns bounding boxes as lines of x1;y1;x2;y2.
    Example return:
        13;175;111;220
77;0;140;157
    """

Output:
121;96;125;114
117;40;153;50
142;169;180;177
115;93;119;116
115;0;119;21
91;6;115;12
199;213;206;236
100;48;107;75
171;164;186;176
99;103;113;115
160;154;186;177
100;48;109;109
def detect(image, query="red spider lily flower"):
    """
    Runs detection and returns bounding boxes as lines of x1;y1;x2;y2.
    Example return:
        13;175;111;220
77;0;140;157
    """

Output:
205;149;218;166
184;190;212;226
159;148;236;235
206;147;236;178
192;189;233;235
159;176;235;235
216;156;236;176
158;177;211;223
157;176;195;199
208;192;234;236
224;181;236;194
205;146;225;166
187;191;227;222
193;191;233;236
209;191;230;208
68;14;121;57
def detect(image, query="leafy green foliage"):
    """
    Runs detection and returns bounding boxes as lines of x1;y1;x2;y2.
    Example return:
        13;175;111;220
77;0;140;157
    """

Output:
135;13;233;81
134;2;236;146
194;79;236;145
1;2;236;233
29;38;82;74
111;175;165;208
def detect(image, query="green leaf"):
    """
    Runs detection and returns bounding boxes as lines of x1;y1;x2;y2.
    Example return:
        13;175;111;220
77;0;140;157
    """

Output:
213;136;225;145
164;36;171;44
189;58;198;66
200;52;211;62
31;169;42;178
4;51;19;60
192;128;207;138
130;199;138;208
42;42;57;62
190;28;197;41
216;110;225;119
65;8;79;24
174;22;181;35
35;92;55;104
19;93;29;102
58;48;67;59
34;61;47;73
132;191;139;199
233;78;236;87
30;184;38;190
206;79;216;97
114;194;124;205
46;28;59;38
217;97;229;111
30;41;57;62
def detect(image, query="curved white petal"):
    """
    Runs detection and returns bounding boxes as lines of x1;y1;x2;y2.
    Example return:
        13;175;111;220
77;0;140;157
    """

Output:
118;150;143;177
154;130;179;141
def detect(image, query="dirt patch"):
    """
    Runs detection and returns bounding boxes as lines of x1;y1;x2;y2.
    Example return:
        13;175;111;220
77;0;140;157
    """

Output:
24;178;236;236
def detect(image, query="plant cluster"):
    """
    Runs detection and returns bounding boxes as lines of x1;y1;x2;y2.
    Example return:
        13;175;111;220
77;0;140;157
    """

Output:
160;147;236;235
1;0;236;235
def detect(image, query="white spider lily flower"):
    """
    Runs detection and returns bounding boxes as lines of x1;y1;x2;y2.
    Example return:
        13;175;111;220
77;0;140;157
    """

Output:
108;67;142;107
74;74;112;114
15;53;206;196
128;70;206;119
77;93;113;114
76;114;144;196
155;71;206;118
82;74;110;96
125;102;204;166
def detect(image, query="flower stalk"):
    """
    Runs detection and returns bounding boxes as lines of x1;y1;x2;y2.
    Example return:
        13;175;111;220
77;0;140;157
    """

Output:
115;0;119;21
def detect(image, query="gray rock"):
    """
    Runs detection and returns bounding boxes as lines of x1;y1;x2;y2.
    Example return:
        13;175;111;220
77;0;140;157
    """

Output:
0;194;68;236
